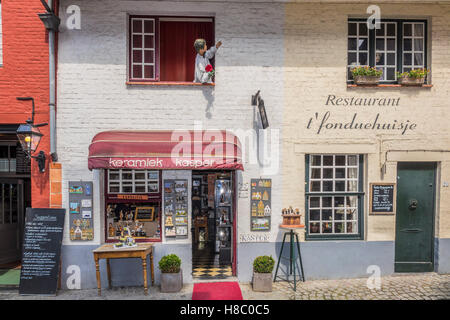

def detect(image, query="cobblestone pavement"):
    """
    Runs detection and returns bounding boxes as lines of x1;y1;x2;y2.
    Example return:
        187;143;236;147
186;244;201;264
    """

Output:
243;273;450;300
0;273;448;300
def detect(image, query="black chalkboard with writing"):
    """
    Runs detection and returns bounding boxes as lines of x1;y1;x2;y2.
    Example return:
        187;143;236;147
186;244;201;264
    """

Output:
370;183;396;214
19;208;65;295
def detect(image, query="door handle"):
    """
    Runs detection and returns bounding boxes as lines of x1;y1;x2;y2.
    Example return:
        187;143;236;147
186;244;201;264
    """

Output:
408;199;418;210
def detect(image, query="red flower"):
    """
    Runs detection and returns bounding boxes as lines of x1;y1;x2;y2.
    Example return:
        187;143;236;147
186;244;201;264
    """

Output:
205;64;213;72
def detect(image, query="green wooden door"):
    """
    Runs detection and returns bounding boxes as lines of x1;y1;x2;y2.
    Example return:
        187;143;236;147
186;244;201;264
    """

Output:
395;162;435;272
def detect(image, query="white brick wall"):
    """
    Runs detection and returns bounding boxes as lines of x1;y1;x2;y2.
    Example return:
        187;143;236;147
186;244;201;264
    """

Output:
57;0;285;245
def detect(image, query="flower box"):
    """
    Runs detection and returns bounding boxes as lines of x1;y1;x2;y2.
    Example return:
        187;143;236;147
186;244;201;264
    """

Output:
353;75;381;85
398;76;426;86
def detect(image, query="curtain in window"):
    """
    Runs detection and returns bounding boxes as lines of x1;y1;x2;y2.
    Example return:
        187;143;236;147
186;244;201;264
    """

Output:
159;21;214;82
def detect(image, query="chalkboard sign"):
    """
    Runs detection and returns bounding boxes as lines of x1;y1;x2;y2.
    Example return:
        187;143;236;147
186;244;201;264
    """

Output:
370;183;396;215
135;207;155;222
19;208;65;295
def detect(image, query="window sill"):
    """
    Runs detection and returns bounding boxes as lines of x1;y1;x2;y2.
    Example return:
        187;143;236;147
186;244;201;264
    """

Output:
126;81;215;87
347;84;433;88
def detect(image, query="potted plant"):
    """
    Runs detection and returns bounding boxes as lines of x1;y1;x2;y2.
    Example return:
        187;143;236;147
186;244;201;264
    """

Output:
159;254;183;293
351;66;383;85
252;255;275;292
397;68;429;86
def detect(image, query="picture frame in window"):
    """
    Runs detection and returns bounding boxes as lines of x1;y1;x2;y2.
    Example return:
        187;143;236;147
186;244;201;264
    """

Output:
148;182;159;193
135;206;155;222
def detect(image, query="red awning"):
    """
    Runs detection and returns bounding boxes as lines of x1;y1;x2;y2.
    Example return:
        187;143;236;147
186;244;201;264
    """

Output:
88;130;244;171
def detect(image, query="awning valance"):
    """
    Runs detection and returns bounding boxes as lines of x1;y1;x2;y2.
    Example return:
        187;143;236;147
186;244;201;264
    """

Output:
88;130;244;171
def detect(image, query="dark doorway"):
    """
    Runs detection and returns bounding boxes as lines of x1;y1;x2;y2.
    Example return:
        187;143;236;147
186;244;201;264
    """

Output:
395;162;436;272
0;130;31;287
191;170;234;280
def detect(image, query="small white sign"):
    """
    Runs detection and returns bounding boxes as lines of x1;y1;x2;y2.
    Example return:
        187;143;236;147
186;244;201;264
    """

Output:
81;199;92;208
82;210;92;219
239;233;270;243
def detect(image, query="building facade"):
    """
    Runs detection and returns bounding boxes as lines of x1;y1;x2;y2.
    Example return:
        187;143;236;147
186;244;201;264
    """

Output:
55;0;450;290
0;0;59;267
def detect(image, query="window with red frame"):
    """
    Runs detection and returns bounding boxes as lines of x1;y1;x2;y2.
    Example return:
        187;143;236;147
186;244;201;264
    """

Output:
129;16;214;82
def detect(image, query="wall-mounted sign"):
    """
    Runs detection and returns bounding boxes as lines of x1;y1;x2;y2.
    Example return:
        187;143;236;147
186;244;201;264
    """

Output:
370;182;396;215
69;181;94;241
250;179;271;231
239;233;270;243
19;208;65;296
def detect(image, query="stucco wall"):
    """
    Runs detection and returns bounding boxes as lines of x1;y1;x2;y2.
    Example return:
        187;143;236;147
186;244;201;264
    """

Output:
283;3;450;242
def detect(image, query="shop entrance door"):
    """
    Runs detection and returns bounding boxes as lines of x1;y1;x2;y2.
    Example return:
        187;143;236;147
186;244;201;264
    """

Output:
395;162;436;272
0;179;25;265
191;171;235;280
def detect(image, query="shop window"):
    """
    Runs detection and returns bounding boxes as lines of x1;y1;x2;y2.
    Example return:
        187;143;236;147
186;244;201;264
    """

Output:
108;169;159;194
129;16;214;82
106;169;162;242
306;154;364;240
348;19;427;83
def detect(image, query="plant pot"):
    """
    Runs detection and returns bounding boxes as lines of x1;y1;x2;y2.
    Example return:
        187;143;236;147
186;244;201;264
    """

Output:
160;270;183;293
353;75;380;85
398;76;425;86
252;272;273;292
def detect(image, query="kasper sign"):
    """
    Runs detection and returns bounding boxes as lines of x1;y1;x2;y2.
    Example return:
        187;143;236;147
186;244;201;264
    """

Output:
88;130;244;171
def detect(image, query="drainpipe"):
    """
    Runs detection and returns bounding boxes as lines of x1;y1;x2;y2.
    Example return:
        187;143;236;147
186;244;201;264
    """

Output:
48;0;58;162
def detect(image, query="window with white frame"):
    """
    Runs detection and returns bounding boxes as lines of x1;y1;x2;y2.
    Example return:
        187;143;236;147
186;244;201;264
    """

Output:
108;169;159;194
0;2;3;66
306;155;364;239
348;19;428;82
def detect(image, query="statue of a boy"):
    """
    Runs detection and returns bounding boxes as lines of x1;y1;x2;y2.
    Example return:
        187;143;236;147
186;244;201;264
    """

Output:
193;38;222;84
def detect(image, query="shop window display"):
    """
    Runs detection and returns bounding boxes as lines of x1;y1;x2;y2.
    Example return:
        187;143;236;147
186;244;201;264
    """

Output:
106;169;162;242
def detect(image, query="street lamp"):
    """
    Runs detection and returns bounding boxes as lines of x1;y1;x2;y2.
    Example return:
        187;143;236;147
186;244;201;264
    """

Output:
16;97;48;173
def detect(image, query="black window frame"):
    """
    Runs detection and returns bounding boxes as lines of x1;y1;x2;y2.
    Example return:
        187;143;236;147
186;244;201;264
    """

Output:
305;154;365;241
348;19;428;84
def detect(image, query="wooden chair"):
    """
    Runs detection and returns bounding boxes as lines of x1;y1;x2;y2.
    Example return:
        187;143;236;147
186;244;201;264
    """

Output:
194;216;208;243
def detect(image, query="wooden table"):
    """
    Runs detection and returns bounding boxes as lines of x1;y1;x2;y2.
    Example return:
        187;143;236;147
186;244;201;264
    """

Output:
92;243;154;296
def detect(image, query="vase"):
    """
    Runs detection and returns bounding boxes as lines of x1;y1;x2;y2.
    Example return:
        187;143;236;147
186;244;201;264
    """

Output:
253;272;273;292
160;270;183;293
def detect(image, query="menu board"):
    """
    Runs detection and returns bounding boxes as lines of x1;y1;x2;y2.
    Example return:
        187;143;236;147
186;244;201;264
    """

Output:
164;179;188;239
19;208;65;296
370;183;396;215
250;179;272;231
69;181;94;241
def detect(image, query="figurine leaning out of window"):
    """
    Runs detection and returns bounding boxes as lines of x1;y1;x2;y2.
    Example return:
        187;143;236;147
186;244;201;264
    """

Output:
193;38;222;84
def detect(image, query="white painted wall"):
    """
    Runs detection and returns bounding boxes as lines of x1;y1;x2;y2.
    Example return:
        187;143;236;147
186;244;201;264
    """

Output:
57;0;284;246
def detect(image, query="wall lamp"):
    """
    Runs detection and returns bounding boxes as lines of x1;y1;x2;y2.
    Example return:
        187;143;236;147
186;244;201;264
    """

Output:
16;97;49;173
251;90;269;129
38;0;60;32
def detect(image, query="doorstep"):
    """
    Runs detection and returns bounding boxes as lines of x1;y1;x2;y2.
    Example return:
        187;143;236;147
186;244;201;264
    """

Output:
193;276;239;283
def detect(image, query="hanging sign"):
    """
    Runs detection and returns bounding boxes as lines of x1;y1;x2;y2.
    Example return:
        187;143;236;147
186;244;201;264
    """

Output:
69;181;94;241
250;179;272;231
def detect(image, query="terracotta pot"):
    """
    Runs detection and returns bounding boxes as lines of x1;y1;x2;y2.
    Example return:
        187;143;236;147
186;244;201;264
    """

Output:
353;75;381;85
253;272;273;292
398;76;425;86
160;270;183;293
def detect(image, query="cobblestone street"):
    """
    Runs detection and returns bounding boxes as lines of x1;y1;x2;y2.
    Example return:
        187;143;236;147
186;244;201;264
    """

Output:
0;273;448;300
